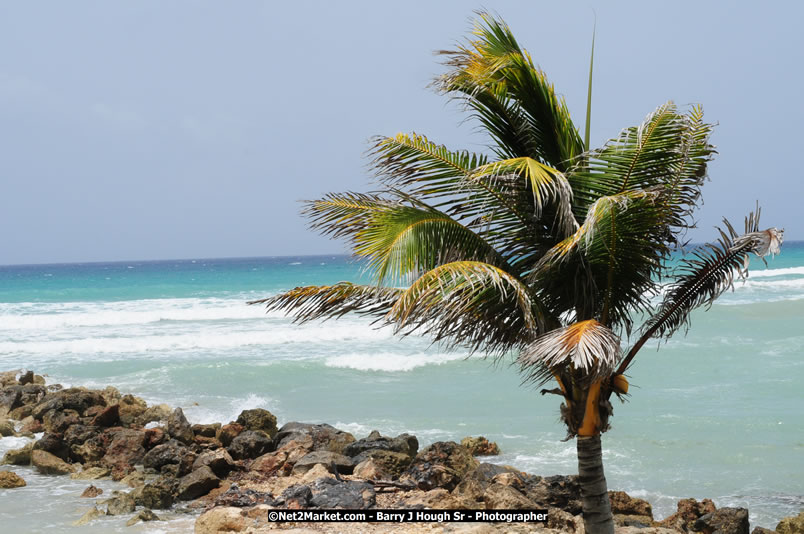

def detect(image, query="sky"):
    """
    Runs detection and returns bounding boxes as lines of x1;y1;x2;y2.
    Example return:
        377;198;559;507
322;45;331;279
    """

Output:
1;1;801;265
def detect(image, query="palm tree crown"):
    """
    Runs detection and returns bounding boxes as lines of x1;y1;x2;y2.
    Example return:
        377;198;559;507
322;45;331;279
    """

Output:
252;12;782;534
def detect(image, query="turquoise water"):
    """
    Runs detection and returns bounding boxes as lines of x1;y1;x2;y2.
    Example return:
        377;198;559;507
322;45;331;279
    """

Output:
0;247;802;532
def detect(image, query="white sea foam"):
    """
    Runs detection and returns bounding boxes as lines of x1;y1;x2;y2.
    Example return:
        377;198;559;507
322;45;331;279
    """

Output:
324;351;467;372
745;266;804;278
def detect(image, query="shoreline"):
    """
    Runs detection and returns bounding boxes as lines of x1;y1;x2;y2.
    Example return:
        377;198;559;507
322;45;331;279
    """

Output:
0;370;799;534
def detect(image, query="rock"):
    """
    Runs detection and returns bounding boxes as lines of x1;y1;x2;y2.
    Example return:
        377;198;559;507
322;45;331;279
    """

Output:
227;430;273;460
0;419;15;436
90;404;119;427
32;449;76;474
18;371;34;385
484;482;539;509
309;477;376;509
548;507;584;534
167;407;194;445
777;512;804;534
193;448;236;478
63;424;100;448
618;527;682;534
192;423;221;438
213;484;275;508
216;423;244;447
119;470;147;488
117;394;147;426
132;476;178;509
138;403;172;426
81;484;103;497
143;439;190;471
0;370;21;387
105;491;136;515
353;458;385;480
195;507;247;534
0;470;26;488
32;387;106;419
352;449;412;479
274;422;356;454
70;466;111;480
610;490;654;518
236;409;278;439
343;430;418;458
72;506;103;526
0;387;22;417
100;386;121;405
251;436;313;476
615;514;656;527
102;428;146;479
1;442;34;465
402;488;478;510
292;451;356;476
281;484;314;509
18;415;42;433
33;432;70;461
41;409;80;433
525;475;583;515
461;436;501;456
177;465;220;500
33;375;46;385
694;508;749;534
752;528;778;534
126;509;161;526
660;498;717;532
144;427;167;448
402;441;479;491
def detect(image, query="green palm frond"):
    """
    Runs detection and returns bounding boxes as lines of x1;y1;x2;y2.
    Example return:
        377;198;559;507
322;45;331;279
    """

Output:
249;283;403;324
520;319;620;387
617;210;784;374
437;11;584;168
304;192;394;241
387;261;549;356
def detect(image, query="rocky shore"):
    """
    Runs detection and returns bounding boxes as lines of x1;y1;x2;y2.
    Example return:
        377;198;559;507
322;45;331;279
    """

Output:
0;369;801;534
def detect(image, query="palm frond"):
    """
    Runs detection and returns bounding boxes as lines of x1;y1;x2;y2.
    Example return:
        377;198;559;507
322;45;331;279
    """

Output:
249;283;403;324
436;11;584;168
617;210;784;374
304;192;394;241
519;319;620;387
387;260;550;356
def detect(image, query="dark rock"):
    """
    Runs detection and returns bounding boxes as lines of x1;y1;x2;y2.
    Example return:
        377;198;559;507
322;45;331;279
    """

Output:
523;475;582;515
610;490;654;518
33;432;70;461
18;370;34;385
81;485;103;498
402;441;479;491
309;477;376;509
752;528;777;534
352;449;412;479
193;448;236;478
132;476;178;509
102;428;146;479
90;404;120;427
0;470;26;488
614;514;655;528
167;408;194;445
0;418;14;436
32;388;106;419
192;423;220;438
70;432;107;464
227;430;273;460
251;437;314;476
177;465;220;500
454;464;526;502
236;409;278;439
0;387;22;417
18;415;42;433
105;491;136;515
281;484;313;509
275;422;356;454
2;442;34;465
694;507;749;534
63;424;101;448
460;436;500;456
214;483;276;508
126;509;161;526
484;482;538;509
143;439;189;471
343;431;419;459
32;449;76;475
42;409;81;433
292;451;356;475
216;423;244;447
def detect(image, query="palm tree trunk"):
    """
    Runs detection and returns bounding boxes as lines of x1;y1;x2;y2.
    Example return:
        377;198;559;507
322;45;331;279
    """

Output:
577;434;614;534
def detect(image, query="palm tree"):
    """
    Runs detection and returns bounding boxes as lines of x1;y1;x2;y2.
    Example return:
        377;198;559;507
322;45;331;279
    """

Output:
251;13;783;534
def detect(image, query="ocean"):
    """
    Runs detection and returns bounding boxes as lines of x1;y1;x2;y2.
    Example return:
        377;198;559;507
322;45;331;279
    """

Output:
0;246;802;532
